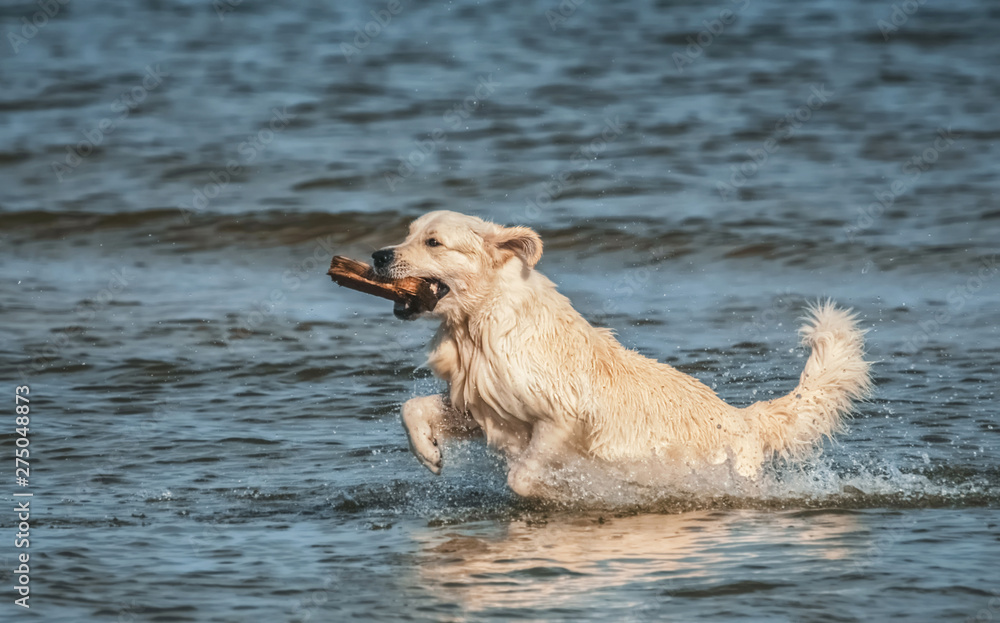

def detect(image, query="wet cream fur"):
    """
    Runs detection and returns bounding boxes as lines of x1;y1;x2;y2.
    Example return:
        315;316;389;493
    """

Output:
379;211;872;498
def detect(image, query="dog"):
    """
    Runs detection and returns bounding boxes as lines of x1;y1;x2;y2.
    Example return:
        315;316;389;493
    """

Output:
371;211;871;498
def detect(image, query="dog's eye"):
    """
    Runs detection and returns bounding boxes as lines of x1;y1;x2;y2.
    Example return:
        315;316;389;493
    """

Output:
426;238;441;248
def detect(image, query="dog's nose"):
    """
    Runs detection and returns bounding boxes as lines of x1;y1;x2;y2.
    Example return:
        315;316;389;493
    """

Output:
372;248;394;269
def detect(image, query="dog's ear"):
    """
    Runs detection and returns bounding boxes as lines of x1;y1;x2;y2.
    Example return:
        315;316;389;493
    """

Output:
492;226;543;269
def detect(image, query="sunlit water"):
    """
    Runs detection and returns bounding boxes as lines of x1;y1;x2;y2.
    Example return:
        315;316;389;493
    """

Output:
1;0;998;621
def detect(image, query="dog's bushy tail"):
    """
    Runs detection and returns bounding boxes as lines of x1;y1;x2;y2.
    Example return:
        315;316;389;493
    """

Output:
744;301;872;460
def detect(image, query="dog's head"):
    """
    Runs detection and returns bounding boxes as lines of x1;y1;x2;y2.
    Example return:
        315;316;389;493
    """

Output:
372;211;542;321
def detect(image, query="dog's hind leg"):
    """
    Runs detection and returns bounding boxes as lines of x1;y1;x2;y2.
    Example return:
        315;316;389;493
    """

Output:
401;394;479;475
506;422;573;498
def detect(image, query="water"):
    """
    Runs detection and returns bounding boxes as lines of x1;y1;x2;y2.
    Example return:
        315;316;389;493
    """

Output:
1;0;999;620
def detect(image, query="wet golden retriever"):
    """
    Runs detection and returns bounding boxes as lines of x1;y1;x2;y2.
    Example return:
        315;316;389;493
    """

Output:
370;211;871;498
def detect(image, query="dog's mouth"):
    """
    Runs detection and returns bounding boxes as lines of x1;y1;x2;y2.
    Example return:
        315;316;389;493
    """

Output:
393;279;450;321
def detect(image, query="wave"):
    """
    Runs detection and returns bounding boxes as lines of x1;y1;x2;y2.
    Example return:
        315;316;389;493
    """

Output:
5;208;992;272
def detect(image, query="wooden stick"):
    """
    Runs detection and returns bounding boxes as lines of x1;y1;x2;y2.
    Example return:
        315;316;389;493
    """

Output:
327;255;442;311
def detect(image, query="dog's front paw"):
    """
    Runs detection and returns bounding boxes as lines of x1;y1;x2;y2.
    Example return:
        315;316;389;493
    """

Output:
411;426;442;475
402;417;442;475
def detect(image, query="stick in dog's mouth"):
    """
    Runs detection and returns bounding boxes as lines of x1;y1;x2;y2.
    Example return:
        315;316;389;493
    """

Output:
393;280;449;320
326;255;448;320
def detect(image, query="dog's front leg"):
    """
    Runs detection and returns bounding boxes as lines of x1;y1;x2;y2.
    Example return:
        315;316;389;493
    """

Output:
401;394;479;475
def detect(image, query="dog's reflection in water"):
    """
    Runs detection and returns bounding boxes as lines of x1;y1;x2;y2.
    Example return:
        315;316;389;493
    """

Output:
412;509;859;616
